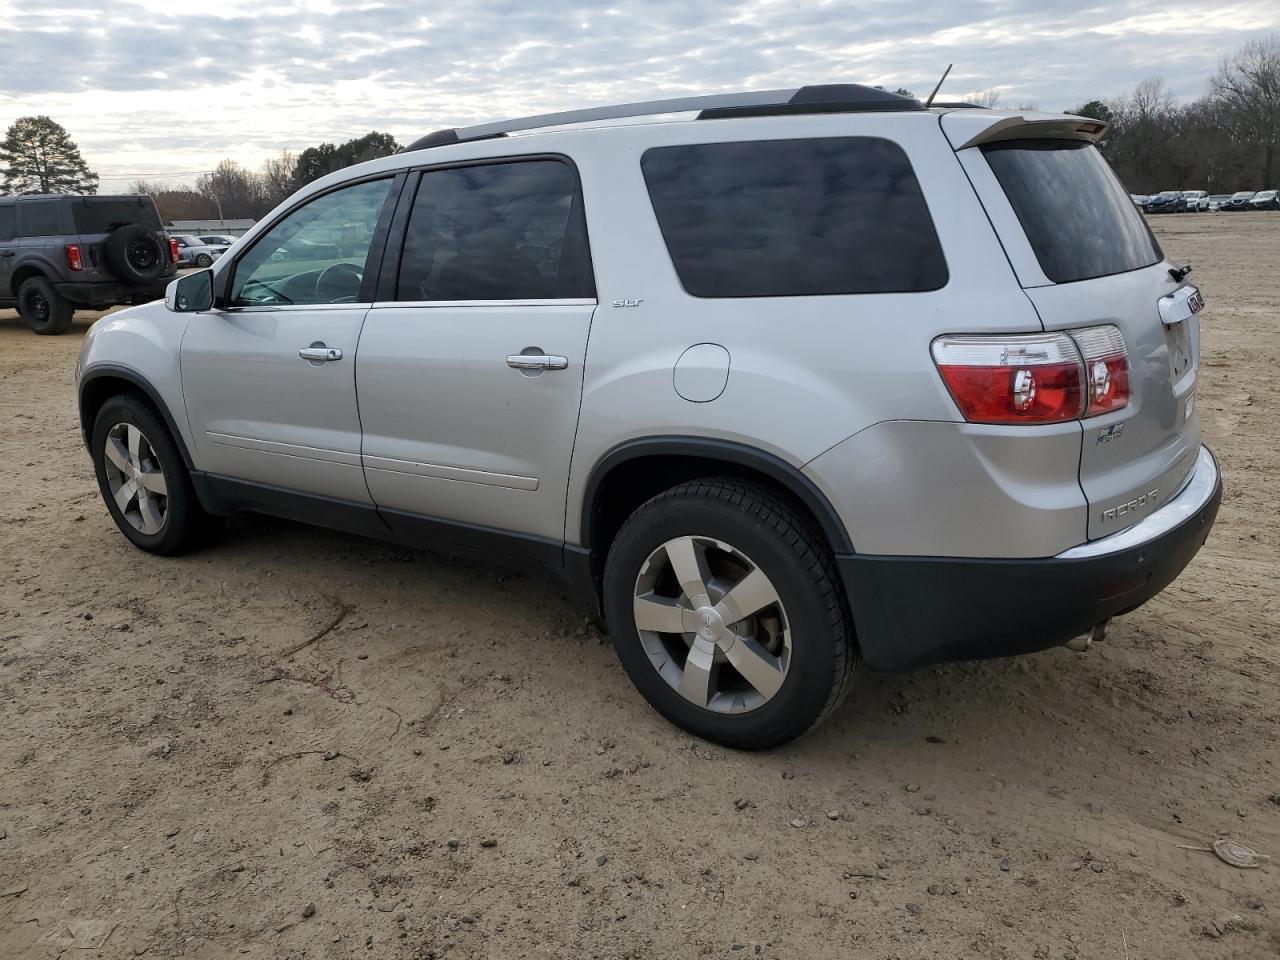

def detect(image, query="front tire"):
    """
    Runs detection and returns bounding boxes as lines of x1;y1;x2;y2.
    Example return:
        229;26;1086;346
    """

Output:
91;395;209;555
195;254;212;268
18;276;74;335
603;479;856;750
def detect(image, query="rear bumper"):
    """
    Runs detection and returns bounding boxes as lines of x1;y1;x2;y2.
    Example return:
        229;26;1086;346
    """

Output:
55;276;173;307
837;445;1222;672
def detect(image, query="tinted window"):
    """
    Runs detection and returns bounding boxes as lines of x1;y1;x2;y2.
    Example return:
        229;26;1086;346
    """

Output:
231;178;393;306
396;160;594;301
982;140;1162;284
641;137;947;298
72;198;162;233
18;201;61;237
0;206;14;243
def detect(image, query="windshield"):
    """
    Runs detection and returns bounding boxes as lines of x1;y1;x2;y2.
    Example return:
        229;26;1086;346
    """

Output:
1256;191;1277;199
1158;191;1181;198
72;197;162;233
982;140;1162;284
1232;192;1255;199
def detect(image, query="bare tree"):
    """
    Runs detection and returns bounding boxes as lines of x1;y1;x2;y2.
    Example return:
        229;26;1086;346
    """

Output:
1211;34;1280;185
260;150;298;210
196;159;266;220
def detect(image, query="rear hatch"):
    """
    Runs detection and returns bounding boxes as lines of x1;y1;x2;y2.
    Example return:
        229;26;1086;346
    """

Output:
945;113;1201;541
70;196;173;283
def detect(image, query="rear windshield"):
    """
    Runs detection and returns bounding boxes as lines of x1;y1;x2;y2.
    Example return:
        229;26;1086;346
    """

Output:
982;140;1161;284
641;137;948;298
72;198;162;234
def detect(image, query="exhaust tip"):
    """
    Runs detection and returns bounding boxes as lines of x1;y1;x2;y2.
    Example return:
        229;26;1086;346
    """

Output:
1063;619;1111;653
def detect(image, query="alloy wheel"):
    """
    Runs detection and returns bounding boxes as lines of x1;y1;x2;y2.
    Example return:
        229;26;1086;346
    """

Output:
632;535;791;714
102;422;169;535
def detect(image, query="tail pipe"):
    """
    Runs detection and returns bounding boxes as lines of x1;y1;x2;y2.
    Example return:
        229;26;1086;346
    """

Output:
1063;619;1110;653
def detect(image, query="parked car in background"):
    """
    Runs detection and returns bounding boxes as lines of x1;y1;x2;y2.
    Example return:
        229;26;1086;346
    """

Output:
1180;190;1209;211
198;235;238;247
1129;193;1149;207
1207;194;1232;211
76;85;1220;748
1143;190;1183;213
1222;191;1257;211
1249;189;1279;210
0;193;176;334
172;235;226;268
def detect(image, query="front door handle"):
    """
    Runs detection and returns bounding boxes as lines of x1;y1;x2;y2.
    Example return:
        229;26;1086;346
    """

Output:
299;345;343;362
0;250;15;258
506;354;568;371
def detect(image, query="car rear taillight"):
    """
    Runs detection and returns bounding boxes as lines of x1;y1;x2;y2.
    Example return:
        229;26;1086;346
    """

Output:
64;244;83;271
931;326;1129;425
168;238;180;263
1070;325;1130;415
932;333;1084;424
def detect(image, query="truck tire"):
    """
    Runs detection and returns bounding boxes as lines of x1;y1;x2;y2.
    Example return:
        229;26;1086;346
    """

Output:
602;478;857;750
104;224;167;284
18;276;74;335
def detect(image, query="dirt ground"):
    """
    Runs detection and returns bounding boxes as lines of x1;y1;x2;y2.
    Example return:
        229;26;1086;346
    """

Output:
1;214;1277;960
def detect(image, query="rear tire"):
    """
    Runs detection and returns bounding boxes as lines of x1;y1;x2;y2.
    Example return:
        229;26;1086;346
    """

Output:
91;395;210;555
18;276;74;335
603;479;856;750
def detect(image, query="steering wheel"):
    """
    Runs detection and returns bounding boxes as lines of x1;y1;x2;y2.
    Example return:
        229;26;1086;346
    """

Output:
315;262;364;302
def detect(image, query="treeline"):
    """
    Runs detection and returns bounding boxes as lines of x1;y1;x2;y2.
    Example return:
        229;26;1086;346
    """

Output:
1072;35;1279;193
132;131;400;223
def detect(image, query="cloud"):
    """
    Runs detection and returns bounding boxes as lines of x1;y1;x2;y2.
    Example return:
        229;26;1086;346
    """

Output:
0;0;1277;186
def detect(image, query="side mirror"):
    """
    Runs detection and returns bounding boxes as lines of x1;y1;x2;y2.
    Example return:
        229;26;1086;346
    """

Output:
165;270;213;313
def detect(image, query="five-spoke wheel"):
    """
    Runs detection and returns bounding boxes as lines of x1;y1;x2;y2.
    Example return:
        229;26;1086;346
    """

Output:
101;422;170;535
91;394;209;555
633;535;790;714
604;479;856;750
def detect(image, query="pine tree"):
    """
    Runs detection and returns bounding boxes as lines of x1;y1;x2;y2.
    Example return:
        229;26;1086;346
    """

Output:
0;116;99;195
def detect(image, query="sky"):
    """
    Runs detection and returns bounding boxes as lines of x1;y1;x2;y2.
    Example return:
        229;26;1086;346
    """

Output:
2;0;1278;191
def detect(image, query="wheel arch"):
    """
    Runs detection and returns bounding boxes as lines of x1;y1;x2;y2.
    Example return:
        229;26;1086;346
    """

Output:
11;262;53;297
78;364;196;471
578;437;854;575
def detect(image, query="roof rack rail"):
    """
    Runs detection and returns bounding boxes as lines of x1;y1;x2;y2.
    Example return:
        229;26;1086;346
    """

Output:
402;84;924;154
929;101;990;110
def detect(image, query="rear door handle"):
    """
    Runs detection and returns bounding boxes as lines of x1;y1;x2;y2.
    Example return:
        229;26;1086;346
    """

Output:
299;345;343;362
506;354;568;371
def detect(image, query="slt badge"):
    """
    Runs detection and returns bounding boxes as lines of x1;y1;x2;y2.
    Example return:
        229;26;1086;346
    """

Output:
1096;422;1125;445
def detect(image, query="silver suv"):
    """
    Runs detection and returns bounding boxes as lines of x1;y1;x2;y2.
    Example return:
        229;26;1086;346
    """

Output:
77;85;1221;749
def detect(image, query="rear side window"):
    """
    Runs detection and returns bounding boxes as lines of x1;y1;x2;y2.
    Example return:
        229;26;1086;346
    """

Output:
981;140;1161;283
18;201;61;237
72;198;162;234
641;137;948;298
396;159;594;301
0;206;14;242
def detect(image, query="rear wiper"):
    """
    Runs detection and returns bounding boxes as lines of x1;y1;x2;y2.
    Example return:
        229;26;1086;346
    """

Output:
1168;262;1193;283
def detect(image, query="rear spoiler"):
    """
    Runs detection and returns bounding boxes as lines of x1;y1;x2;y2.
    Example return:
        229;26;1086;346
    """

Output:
940;111;1108;151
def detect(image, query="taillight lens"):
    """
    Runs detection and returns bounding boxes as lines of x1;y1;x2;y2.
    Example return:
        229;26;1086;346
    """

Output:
64;244;83;271
932;326;1129;425
168;238;180;263
1070;325;1129;415
932;333;1085;424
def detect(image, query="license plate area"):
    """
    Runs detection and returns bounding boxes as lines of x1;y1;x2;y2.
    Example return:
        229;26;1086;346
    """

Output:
1166;321;1192;380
